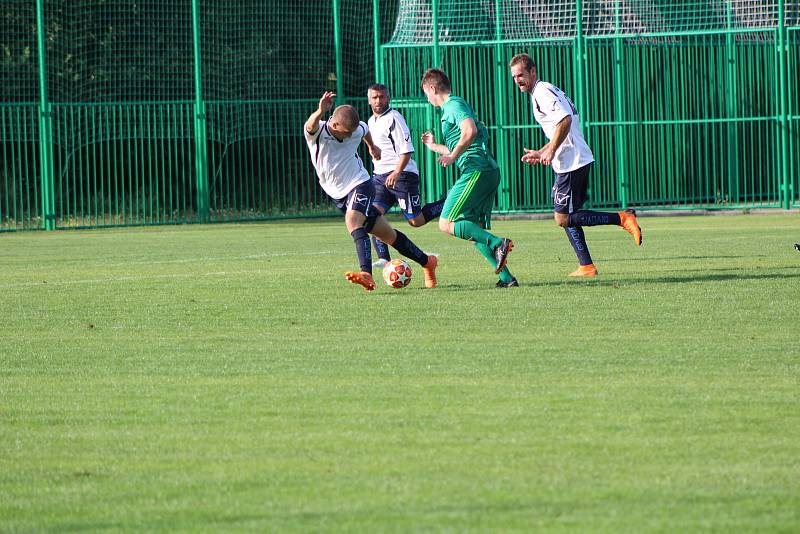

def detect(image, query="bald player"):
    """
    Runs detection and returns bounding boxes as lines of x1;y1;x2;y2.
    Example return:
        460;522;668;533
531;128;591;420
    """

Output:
304;91;439;291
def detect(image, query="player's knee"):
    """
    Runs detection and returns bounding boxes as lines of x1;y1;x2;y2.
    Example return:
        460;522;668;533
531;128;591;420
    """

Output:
407;217;424;228
438;217;451;233
363;215;379;233
554;214;569;228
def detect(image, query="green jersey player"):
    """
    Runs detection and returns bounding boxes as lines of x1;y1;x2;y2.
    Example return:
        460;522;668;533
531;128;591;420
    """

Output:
420;68;517;287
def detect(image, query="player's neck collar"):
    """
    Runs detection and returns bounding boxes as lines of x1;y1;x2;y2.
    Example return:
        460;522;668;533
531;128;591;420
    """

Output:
323;122;345;143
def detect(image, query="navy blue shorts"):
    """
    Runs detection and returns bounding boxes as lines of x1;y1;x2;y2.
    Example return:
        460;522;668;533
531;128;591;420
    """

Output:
372;171;423;220
552;162;592;214
332;180;375;216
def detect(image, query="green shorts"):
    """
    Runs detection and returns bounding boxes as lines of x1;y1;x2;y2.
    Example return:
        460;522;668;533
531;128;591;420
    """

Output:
441;169;500;229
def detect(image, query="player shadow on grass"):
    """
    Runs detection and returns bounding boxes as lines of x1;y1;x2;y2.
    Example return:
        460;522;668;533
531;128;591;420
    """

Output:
415;270;800;291
573;271;800;286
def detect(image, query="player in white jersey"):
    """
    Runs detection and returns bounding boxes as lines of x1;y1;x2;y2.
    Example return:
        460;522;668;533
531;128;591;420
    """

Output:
304;91;438;291
509;53;642;277
365;84;445;266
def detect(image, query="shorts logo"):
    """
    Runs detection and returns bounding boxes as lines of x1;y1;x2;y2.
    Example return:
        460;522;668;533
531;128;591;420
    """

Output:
411;195;420;207
554;192;570;206
398;198;407;210
354;193;369;206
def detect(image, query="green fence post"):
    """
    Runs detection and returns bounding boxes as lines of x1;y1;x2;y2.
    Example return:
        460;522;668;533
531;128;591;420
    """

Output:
613;0;628;209
191;0;209;222
36;0;56;230
373;0;382;83
493;0;509;211
573;0;589;206
333;0;345;101
573;0;587;126
777;0;791;209
725;0;740;204
432;0;440;67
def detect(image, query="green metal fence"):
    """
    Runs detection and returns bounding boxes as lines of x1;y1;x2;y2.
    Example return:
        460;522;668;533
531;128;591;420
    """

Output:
381;0;800;213
1;0;798;231
0;0;393;230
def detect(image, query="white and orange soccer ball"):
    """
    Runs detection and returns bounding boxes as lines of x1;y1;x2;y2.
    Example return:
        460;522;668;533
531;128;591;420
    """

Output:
382;259;412;288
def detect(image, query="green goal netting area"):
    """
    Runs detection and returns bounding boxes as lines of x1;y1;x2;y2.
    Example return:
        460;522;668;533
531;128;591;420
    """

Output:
390;0;797;44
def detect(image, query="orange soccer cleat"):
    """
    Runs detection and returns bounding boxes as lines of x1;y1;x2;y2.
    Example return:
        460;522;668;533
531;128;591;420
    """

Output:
569;264;598;277
422;254;438;288
344;271;376;291
618;209;642;246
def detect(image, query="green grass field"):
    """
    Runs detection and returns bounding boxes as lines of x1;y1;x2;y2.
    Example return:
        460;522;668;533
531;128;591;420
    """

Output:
2;213;798;531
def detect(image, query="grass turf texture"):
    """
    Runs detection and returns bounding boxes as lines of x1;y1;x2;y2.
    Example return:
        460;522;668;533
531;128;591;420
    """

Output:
1;213;798;531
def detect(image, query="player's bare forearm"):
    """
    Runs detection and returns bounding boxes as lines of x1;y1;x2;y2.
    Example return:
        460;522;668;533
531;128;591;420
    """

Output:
395;153;411;174
304;109;323;134
363;132;381;161
545;116;571;153
425;143;450;156
421;132;449;156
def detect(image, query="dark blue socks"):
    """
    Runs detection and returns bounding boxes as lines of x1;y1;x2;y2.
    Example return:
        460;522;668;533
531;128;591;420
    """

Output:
565;226;593;266
372;236;391;261
390;230;429;266
421;198;445;223
351;227;372;273
568;210;621;227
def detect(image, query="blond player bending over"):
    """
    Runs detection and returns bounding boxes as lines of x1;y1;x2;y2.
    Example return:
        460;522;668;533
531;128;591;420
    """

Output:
304;91;438;291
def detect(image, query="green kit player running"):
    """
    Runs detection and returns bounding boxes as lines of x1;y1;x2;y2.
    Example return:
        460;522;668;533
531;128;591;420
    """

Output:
420;68;516;287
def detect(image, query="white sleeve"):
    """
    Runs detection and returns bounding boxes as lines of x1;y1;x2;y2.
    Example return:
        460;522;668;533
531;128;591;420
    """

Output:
303;120;324;141
392;112;416;155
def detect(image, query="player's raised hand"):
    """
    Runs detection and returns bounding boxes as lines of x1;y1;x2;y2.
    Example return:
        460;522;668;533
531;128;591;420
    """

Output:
421;131;435;146
521;148;541;165
318;92;336;113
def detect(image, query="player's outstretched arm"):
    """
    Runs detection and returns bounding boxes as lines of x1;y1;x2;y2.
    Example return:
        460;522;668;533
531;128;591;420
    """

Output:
305;91;336;134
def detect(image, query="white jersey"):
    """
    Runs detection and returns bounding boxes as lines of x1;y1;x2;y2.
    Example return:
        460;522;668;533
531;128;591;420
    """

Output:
304;120;371;199
530;80;594;173
367;108;419;176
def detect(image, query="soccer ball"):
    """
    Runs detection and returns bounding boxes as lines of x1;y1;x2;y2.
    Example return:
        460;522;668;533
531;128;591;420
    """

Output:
382;259;412;288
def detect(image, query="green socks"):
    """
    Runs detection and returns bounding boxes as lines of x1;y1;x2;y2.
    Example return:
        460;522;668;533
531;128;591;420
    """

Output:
474;242;514;282
453;220;502;249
